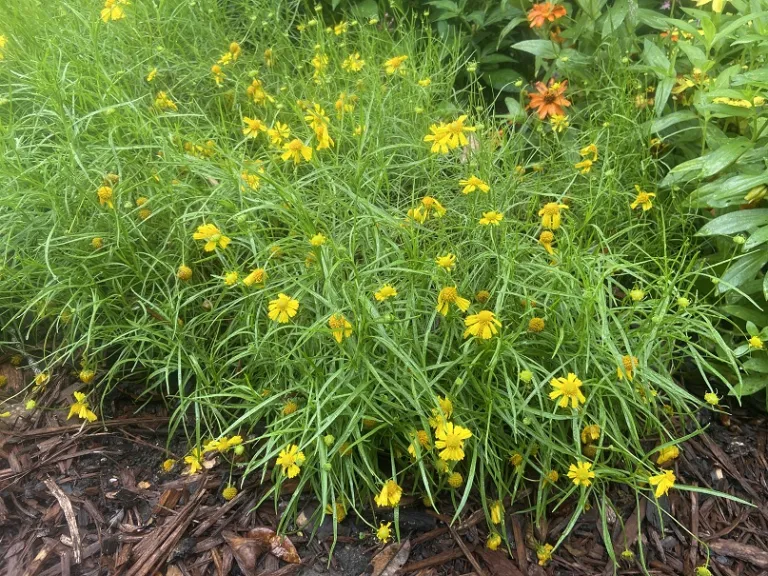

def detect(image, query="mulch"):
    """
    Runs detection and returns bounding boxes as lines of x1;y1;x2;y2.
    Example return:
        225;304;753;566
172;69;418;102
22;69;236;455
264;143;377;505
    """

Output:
1;363;768;576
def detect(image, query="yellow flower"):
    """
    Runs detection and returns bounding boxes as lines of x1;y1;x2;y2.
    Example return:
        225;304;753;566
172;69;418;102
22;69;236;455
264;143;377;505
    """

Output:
79;369;96;384
580;424;601;444
447;472;463;488
268;122;291;146
91;237;103;249
656;445;680;465
334;21;349;35
264;48;273;67
631;185;656;211
549;372;586;409
514;165;526;176
97;186;114;209
353;125;365;136
445;115;475;149
276;444;306;478
310;233;327;247
154;91;177;111
617;355;639;381
437;395;453;419
224;271;238;286
748;335;764;349
177;265;193;281
476;290;490;303
509;452;523;467
424;123;451;154
0;35;7;60
184;448;204;475
550;114;569;132
338;52;364;74
695;0;727;13
229;41;241;60
268;293;300;323
211;64;225;86
161;459;175;472
376;522;392;542
436;253;457;272
329;313;353;343
100;0;128;23
312;52;329;80
538;202;568;230
419;196;446;220
479;211;504;226
486;533;502;550
408;429;431;457
574;159;593;174
193;223;231;252
35;372;49;386
146;67;157;82
579;143;598;161
217;436;243;451
374;284;397;301
437;286;470;316
539;231;555;255
704;392;719;406
26;399;36;410
375;480;403;507
418;78;432;86
222;485;238;500
649;469;675;497
528;317;545;333
335;92;357;115
567;461;595;487
463;310;501;340
243;268;266;287
325;501;347;521
490;500;503;524
282;400;298;415
545;469;559;483
246;79;274;105
67;391;97;422
384;55;408;74
459;176;490;194
281;139;313;164
243;117;267;138
434;422;473;461
629;288;645;302
537;544;554;566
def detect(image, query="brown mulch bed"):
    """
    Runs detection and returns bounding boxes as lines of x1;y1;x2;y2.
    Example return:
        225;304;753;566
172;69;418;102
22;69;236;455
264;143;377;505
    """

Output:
2;364;768;576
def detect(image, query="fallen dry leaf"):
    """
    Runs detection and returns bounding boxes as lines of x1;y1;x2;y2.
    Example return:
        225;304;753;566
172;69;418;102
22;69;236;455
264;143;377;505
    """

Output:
223;530;268;576
369;539;411;576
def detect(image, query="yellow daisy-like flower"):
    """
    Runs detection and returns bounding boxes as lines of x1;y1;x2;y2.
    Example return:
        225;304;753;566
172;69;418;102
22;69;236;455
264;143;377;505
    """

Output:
276;444;306;478
445;115;476;149
243;268;266;287
35;372;49;386
242;117;267;138
479;211;503;226
436;253;457;272
376;522;392;542
617;355;639;381
537;544;554;566
550;114;569;133
224;271;239;286
374;284;397;301
329;313;353;343
574;159;593;174
545;469;559;483
656;445;680;465
97;186;114;209
268;122;291;146
193;223;231;252
528;317;545;333
748;335;764;349
342;52;365;72
325;501;347;521
436;286;470;316
580;143;598;161
629;288;645;302
631;185;656;211
161;459;175;472
268;293;300;323
383;55;408;74
695;0;727;13
538;202;568;230
423;123;451;154
310;233;327;247
648;469;675;497
146;67;157;82
222;485;238;500
463;310;501;340
100;0;128;23
447;472;463;488
375;479;403;507
79;369;96;384
567;461;595;487
183;448;204;475
177;265;193;281
418;78;432;86
459;176;490;194
407;429;431;457
282;400;298;415
580;424;600;444
281;139;313;164
539;231;555;255
91;237;103;249
67;391;97;422
437;395;453;419
154;91;177;111
486;533;502;550
490;500;503;524
549;372;586;409
434;422;473;461
704;392;719;406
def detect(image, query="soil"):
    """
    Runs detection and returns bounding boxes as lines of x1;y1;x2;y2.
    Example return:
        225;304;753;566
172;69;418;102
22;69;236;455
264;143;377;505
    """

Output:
2;362;768;576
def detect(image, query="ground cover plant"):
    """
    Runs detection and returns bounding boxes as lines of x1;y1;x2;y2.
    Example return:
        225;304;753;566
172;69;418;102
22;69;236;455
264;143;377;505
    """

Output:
0;0;746;567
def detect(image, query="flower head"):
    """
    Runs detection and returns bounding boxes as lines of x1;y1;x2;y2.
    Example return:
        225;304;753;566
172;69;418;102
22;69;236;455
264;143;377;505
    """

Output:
479;211;504;226
67;391;97;422
435;422;473;461
539;230;555;255
329;313;353;343
342;52;365;72
384;55;408;74
375;479;403;507
193;223;231;252
629;288;645;302
376;522;392;542
649;469;676;497
97;186;114;209
281;139;313;164
161;459;175;472
464;310;501;340
447;472;463;488
567;461;595;487
574;159;593;174
537;544;554;566
549;372;586;409
177;265;193;281
528;80;571;119
79;369;96;384
656;445;680;465
310;233;327;247
437;286;470;316
580;424;601;444
486;533;502;550
91;237;103;249
436;253;457;272
222;485;238;500
374;284;397;302
528;317;545;333
184;448;203;475
748;335;764;349
243;268;266;287
243;117;267;138
276;444;306;478
631;185;657;211
268;122;291;146
224;271;239;286
490;500;503;524
101;0;129;23
550;114;569;132
704;392;719;406
459;176;490;194
268;293;300;323
538;202;568;230
527;3;566;27
617;355;639;381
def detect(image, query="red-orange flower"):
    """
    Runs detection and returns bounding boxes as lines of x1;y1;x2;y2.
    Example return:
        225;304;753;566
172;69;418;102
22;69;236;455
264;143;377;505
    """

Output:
527;3;567;28
528;80;571;119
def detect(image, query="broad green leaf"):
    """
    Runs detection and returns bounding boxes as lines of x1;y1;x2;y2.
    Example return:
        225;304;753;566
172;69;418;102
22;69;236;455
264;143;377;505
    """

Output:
718;250;768;292
602;0;628;38
650;110;698;133
677;42;709;69
642;38;671;73
503;97;526;120
729;375;767;396
714;11;768;44
744;358;768;373
485;69;523;91
701;16;716;48
635;9;700;34
497;17;527;48
732;67;768;86
654;77;675;118
745;226;768;250
698;209;768;235
511;40;559;58
479;53;515;64
664;139;752;184
722;304;768;325
690;172;768;208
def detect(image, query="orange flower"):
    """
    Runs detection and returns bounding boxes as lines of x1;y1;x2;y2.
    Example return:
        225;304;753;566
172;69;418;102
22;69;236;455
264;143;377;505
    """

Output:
527;3;567;28
528;80;571;119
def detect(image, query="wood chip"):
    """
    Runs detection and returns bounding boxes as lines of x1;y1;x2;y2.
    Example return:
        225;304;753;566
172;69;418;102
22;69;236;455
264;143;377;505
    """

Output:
43;478;82;564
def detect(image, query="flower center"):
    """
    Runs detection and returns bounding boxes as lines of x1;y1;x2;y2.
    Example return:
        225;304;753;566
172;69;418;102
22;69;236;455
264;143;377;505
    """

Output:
442;288;457;302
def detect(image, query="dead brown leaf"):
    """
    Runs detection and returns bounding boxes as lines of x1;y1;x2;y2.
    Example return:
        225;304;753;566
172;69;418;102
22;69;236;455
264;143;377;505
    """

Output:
223;527;301;575
369;539;411;576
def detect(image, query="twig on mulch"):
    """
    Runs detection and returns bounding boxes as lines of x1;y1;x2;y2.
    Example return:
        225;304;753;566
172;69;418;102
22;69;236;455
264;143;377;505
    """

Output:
448;525;487;576
42;477;82;564
709;539;768;569
6;416;170;439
